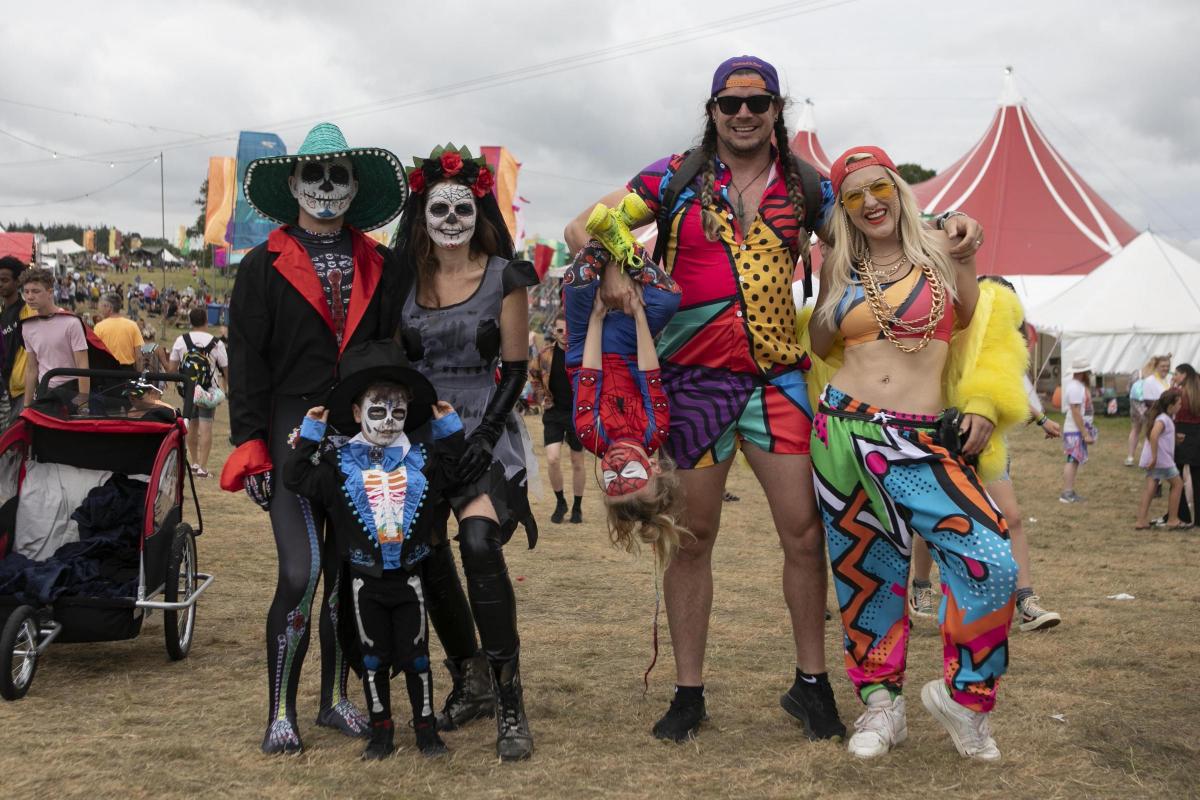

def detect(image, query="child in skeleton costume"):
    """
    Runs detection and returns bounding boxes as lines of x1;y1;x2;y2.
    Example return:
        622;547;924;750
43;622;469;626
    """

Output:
220;123;410;755
393;145;539;761
562;195;685;562
283;340;465;760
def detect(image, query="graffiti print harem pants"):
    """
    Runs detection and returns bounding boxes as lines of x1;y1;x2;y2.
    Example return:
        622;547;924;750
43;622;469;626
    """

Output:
810;387;1017;713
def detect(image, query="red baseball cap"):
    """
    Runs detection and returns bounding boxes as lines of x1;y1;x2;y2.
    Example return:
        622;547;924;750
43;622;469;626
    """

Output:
830;145;898;195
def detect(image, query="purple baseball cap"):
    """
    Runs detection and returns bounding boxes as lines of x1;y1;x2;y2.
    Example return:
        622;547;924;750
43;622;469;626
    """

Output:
710;55;781;96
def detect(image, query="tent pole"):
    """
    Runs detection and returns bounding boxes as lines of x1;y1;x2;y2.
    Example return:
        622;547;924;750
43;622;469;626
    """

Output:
160;152;167;341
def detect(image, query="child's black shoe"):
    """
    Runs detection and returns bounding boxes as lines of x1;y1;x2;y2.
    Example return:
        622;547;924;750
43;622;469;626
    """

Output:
415;716;449;758
361;719;395;761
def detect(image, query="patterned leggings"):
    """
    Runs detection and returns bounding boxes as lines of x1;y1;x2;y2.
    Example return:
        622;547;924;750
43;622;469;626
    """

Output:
264;397;352;734
810;387;1018;713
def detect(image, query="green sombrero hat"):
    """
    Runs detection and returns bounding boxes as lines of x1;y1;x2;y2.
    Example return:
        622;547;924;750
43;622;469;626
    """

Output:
243;122;408;231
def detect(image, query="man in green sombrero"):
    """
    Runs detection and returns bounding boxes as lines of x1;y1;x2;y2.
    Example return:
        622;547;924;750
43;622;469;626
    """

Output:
220;122;411;755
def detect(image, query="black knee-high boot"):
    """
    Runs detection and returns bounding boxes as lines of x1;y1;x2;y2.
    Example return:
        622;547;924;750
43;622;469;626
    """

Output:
422;514;493;730
458;516;532;761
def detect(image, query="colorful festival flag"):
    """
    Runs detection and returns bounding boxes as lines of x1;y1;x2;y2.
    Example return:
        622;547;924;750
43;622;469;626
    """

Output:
230;132;286;251
83;230;95;252
532;242;554;280
479;146;521;245
204;156;236;247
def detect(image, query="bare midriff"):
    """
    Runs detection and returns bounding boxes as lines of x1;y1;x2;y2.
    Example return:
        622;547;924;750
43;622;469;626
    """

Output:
829;338;949;414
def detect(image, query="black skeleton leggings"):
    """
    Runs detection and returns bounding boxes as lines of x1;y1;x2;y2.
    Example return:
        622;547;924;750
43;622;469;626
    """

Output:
264;396;352;728
350;569;434;724
422;504;520;664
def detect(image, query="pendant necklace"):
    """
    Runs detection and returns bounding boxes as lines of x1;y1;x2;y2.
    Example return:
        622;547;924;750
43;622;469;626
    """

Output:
730;160;771;226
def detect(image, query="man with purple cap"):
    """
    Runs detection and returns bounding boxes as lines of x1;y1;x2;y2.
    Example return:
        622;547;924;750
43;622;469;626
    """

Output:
567;55;983;744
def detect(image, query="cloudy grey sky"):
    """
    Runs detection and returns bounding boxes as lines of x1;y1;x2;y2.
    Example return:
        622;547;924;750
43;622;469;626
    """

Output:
2;0;1197;249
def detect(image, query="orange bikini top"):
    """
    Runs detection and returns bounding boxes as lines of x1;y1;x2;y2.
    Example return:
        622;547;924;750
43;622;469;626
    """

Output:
835;268;955;348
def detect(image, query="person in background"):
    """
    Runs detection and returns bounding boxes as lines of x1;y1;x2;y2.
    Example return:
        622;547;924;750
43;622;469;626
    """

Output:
1126;358;1155;467
1166;364;1200;525
530;313;586;523
1059;358;1096;504
19;268;90;408
170;307;228;478
911;278;1062;632
0;256;34;425
93;292;144;372
1135;389;1187;529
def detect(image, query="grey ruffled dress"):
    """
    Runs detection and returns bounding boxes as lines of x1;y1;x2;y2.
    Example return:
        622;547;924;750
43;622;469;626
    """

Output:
402;256;540;545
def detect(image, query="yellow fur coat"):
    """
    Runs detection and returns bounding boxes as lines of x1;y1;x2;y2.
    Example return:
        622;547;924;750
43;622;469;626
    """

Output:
798;280;1030;483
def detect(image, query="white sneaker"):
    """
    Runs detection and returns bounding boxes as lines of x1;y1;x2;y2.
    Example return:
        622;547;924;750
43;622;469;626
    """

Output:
908;584;935;618
920;680;1001;761
1017;594;1062;632
847;693;907;759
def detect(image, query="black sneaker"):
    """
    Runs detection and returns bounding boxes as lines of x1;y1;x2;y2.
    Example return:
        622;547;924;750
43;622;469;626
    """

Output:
414;717;448;758
550;498;568;524
652;693;708;742
569;508;583;524
780;674;846;741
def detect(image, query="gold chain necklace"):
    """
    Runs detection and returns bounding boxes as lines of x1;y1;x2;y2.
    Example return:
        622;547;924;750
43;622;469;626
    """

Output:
855;247;909;281
857;260;947;353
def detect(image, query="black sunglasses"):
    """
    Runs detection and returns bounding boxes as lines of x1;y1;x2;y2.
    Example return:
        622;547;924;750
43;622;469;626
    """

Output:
711;94;775;115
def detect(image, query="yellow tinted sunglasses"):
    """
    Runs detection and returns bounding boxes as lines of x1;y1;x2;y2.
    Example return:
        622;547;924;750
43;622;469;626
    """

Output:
841;178;897;212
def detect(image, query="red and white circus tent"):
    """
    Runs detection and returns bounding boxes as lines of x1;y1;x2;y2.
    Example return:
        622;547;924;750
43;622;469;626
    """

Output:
912;68;1138;309
789;99;832;176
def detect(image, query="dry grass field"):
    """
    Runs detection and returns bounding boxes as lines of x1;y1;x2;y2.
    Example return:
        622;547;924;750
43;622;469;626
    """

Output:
1;411;1196;799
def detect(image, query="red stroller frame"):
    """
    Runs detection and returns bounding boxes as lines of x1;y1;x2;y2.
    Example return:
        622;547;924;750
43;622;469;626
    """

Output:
0;368;213;700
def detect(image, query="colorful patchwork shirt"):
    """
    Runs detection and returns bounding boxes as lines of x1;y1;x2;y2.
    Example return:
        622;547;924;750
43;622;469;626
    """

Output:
627;150;834;376
282;413;464;576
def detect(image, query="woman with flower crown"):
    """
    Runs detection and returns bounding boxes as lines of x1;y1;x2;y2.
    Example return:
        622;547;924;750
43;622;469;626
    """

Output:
392;145;539;761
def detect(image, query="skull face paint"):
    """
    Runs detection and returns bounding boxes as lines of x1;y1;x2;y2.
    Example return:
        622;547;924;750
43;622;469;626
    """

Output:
601;441;654;497
354;385;409;447
289;156;358;221
425;181;476;249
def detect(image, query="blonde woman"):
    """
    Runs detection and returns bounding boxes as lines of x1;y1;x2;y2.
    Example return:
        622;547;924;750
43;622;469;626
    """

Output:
807;146;1024;761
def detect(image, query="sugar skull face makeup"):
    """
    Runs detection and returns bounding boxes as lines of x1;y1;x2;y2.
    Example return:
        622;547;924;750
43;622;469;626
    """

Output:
354;385;409;446
601;441;654;497
289;156;358;220
425;181;476;249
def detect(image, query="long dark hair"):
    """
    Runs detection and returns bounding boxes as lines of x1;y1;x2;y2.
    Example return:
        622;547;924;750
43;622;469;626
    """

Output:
392;180;514;307
1146;388;1182;444
697;94;813;270
1171;363;1200;419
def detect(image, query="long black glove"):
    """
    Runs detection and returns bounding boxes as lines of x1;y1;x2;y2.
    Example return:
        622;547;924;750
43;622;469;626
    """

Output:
458;360;527;486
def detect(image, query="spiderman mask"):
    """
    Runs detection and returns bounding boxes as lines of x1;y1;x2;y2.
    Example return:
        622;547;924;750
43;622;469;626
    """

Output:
601;440;654;497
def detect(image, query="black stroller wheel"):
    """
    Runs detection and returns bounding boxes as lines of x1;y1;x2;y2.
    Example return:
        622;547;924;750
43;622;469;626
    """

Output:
1;605;40;700
164;523;197;661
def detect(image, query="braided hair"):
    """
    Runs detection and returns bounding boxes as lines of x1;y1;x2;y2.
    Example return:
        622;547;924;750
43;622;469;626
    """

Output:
772;112;813;272
696;118;722;241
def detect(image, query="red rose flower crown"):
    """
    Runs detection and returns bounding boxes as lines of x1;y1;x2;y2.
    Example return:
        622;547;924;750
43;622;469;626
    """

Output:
407;143;495;198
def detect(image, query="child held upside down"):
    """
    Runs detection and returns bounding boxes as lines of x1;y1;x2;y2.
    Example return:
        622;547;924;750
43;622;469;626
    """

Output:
562;222;685;562
282;340;465;760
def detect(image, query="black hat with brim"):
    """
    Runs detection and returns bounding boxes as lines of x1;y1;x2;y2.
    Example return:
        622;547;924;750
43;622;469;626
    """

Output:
243;122;408;232
328;340;436;434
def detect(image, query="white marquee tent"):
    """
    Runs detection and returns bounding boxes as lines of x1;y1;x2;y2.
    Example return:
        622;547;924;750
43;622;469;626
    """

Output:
43;238;85;256
1027;231;1200;374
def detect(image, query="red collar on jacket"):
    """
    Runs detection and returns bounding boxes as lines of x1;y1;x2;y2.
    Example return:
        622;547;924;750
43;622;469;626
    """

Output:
267;226;383;355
